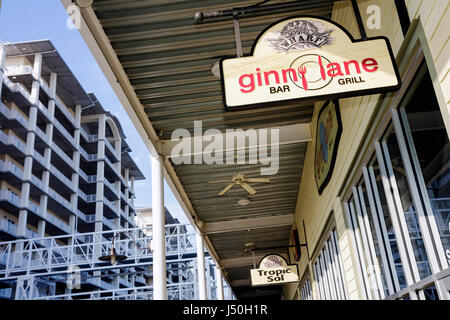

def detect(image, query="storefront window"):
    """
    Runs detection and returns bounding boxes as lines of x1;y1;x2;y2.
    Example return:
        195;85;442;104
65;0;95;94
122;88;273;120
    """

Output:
382;126;432;279
400;69;450;267
356;177;391;297
312;229;346;300
367;156;407;289
299;276;313;300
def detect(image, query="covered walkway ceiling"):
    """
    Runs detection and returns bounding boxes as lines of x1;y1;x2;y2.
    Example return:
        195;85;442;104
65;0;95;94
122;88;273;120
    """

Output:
71;0;336;299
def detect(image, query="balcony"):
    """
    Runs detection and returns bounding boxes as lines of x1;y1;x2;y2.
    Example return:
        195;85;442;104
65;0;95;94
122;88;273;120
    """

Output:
52;118;76;148
47;187;73;215
0;102;29;132
0;159;23;179
34;125;50;146
0;219;18;239
27;198;72;234
5;64;34;81
84;213;116;231
51;141;75;169
0;189;21;213
0;130;26;155
53;96;76;128
78;189;96;203
49;164;75;191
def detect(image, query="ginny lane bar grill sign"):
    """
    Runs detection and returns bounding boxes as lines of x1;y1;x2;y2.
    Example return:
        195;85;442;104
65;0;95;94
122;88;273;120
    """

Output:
220;16;401;110
250;254;299;286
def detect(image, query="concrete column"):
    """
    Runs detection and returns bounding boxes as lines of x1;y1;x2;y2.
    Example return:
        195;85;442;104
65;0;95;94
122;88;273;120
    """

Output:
37;220;46;238
151;154;166;300
38;72;56;237
17;54;42;238
71;104;81;234
215;266;224;300
93;115;106;265
0;43;5;97
95;115;106;234
130;175;135;204
114;180;120;229
196;232;207;300
114;138;121;172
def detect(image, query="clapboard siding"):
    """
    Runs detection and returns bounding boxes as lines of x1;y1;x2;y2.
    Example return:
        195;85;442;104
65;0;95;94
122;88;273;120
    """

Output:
407;0;450;115
291;0;448;300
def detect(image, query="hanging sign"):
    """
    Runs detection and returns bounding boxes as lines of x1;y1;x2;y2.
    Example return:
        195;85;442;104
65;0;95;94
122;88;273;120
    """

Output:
315;100;342;195
250;254;299;286
220;16;401;110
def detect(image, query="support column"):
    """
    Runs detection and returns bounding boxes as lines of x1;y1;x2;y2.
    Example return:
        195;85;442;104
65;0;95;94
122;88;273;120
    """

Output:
0;44;5;99
196;232;207;300
18;53;42;238
215;266;224;300
151;154;166;300
113;137;121;229
94;115;106;264
71;104;81;234
39;72;57;239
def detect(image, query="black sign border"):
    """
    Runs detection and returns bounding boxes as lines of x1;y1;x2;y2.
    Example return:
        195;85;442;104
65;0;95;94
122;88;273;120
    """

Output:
219;15;402;111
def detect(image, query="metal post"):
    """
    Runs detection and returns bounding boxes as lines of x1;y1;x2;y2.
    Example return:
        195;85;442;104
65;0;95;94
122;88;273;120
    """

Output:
196;232;207;300
151;155;167;300
215;266;224;300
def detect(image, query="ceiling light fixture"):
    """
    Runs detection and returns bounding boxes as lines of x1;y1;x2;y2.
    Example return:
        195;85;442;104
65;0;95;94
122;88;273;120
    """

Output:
98;231;151;265
237;198;251;206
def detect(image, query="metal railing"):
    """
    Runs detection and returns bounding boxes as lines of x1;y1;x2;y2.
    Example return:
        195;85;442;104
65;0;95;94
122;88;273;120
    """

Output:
386;267;450;300
0;224;196;281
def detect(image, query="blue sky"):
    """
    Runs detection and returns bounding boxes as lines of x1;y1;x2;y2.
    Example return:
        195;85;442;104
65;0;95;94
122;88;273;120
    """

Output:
0;0;189;224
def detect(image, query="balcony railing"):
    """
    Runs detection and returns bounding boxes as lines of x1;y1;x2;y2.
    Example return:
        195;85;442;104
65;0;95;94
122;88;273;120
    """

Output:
53;96;76;128
49;164;74;189
53;118;75;146
48;187;72;212
0;131;26;153
51;142;74;168
0;219;18;235
0;189;21;207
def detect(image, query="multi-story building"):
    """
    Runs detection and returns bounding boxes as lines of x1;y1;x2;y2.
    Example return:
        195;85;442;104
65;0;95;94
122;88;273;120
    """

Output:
0;40;145;298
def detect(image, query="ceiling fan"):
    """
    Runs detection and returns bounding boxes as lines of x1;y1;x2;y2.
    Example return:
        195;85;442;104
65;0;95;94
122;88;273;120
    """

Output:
208;173;270;196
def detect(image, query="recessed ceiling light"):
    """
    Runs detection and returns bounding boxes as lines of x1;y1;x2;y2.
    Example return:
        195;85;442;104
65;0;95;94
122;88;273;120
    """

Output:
237;198;251;206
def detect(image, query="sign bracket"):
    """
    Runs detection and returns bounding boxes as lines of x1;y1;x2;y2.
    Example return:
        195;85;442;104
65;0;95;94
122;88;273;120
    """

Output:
232;9;243;57
350;0;367;40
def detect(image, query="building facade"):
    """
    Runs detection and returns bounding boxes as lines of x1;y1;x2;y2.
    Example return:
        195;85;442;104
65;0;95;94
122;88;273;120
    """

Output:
285;0;450;300
0;40;146;298
61;0;449;300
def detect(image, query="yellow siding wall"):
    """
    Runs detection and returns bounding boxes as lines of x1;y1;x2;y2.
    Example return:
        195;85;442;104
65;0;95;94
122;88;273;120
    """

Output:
287;0;449;300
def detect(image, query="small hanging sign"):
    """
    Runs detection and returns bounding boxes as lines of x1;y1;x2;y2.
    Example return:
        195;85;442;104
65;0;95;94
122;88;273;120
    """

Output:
250;254;299;286
220;16;401;110
315;100;342;195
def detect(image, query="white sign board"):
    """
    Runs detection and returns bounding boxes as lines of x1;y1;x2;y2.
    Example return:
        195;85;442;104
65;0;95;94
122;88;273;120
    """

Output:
250;254;299;286
220;16;401;110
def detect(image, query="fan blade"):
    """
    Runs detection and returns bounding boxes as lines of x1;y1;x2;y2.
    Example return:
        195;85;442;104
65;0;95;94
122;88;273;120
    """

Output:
240;182;256;195
245;178;270;183
208;180;233;184
218;183;234;196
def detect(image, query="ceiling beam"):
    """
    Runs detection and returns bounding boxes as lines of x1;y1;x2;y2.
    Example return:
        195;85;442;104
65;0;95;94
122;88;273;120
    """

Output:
231;279;251;287
156;122;312;158
202;214;294;234
221;252;288;268
221;255;266;268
